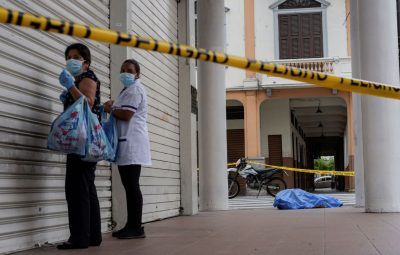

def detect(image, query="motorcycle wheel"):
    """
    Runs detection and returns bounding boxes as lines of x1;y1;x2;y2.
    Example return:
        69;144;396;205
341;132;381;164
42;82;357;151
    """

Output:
228;178;240;199
265;177;287;197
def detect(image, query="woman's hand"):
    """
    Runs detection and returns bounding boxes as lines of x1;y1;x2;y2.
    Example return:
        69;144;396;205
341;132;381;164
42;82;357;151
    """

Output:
59;90;68;103
59;69;75;90
104;100;114;113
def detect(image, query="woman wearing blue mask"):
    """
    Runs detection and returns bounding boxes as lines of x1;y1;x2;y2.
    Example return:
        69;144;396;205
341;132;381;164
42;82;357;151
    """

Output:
104;59;151;239
57;43;102;249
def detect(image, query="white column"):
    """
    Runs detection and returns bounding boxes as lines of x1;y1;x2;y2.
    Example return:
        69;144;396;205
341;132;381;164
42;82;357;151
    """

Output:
197;0;228;211
178;0;198;215
350;0;365;207
359;0;400;212
110;0;132;227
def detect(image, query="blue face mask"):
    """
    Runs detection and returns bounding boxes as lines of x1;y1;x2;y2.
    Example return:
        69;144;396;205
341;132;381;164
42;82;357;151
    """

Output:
119;73;136;88
66;59;84;76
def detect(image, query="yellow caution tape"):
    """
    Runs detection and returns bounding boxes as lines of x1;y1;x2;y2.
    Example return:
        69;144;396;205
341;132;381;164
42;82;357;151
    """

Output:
0;7;400;99
227;161;355;177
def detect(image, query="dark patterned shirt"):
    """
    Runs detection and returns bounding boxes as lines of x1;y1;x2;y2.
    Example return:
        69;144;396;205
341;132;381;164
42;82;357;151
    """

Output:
64;69;101;121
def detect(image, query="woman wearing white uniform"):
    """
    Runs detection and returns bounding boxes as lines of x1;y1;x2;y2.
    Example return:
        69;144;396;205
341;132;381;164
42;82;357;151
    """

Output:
104;59;151;239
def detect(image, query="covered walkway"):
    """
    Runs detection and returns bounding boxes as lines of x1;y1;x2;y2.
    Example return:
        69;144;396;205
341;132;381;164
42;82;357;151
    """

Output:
16;205;399;255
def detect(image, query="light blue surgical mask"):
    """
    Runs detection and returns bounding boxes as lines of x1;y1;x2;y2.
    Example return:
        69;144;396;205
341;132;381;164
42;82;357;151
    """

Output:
119;73;136;88
66;59;84;76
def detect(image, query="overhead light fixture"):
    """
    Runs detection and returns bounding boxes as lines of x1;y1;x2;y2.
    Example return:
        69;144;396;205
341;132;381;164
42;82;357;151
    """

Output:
316;100;323;113
266;88;272;97
318;122;323;128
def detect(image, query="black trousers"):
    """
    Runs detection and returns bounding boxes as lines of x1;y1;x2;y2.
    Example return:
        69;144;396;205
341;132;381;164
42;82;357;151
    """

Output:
65;154;102;246
118;165;143;229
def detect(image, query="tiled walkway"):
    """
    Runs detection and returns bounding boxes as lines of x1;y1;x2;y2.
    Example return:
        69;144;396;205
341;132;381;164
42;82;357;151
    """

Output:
16;204;400;255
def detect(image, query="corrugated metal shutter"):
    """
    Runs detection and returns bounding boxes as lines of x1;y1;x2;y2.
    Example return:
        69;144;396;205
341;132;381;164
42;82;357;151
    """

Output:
0;0;111;253
129;0;180;222
227;129;245;164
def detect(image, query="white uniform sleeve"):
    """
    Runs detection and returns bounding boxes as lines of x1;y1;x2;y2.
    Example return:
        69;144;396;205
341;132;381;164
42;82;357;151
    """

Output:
117;89;142;113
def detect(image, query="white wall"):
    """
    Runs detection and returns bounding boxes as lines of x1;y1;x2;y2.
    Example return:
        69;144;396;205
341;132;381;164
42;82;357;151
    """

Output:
254;0;276;61
326;0;348;57
260;99;291;158
179;0;198;216
225;0;246;88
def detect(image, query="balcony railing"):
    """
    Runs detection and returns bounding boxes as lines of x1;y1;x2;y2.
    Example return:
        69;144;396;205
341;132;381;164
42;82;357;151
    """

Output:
273;57;337;73
238;57;352;89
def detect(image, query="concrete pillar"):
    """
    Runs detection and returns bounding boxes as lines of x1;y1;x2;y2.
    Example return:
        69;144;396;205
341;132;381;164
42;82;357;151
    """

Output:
244;91;261;157
349;0;365;207
178;0;198;215
110;0;132;228
358;0;400;212
198;0;228;211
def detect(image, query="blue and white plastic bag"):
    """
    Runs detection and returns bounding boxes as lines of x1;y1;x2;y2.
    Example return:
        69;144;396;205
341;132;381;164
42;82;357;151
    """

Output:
100;107;118;162
47;96;87;155
81;101;115;162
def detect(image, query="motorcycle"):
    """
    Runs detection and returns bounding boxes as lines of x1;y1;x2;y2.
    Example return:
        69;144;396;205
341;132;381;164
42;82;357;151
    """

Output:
227;157;288;199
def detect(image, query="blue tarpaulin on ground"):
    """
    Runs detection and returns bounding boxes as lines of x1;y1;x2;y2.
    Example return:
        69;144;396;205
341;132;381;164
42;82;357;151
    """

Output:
273;189;343;210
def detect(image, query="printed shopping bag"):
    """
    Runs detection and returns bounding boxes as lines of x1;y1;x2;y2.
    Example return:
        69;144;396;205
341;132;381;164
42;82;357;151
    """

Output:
47;96;87;155
81;100;115;162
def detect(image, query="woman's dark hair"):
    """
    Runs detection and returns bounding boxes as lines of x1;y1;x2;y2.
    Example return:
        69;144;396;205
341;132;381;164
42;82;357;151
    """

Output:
122;59;141;78
65;43;91;66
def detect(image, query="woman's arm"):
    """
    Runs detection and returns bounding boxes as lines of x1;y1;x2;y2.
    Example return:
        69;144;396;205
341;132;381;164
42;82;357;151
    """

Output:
104;100;134;121
112;109;134;121
69;78;97;108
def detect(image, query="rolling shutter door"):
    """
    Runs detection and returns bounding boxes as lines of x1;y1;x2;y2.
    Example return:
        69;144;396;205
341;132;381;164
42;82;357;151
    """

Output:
0;0;111;253
130;0;181;222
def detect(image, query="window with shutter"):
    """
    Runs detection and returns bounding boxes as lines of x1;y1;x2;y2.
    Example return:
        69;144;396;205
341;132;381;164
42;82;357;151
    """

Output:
312;13;323;57
279;12;323;59
279;15;290;59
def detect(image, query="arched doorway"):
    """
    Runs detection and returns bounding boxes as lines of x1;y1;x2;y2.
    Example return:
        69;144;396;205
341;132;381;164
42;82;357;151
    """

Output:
290;97;348;191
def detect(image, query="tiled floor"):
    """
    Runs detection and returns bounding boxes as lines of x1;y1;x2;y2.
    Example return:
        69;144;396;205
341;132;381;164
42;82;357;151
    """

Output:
15;205;400;255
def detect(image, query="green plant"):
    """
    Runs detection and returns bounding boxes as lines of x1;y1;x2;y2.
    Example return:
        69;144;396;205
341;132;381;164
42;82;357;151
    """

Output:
314;156;334;170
